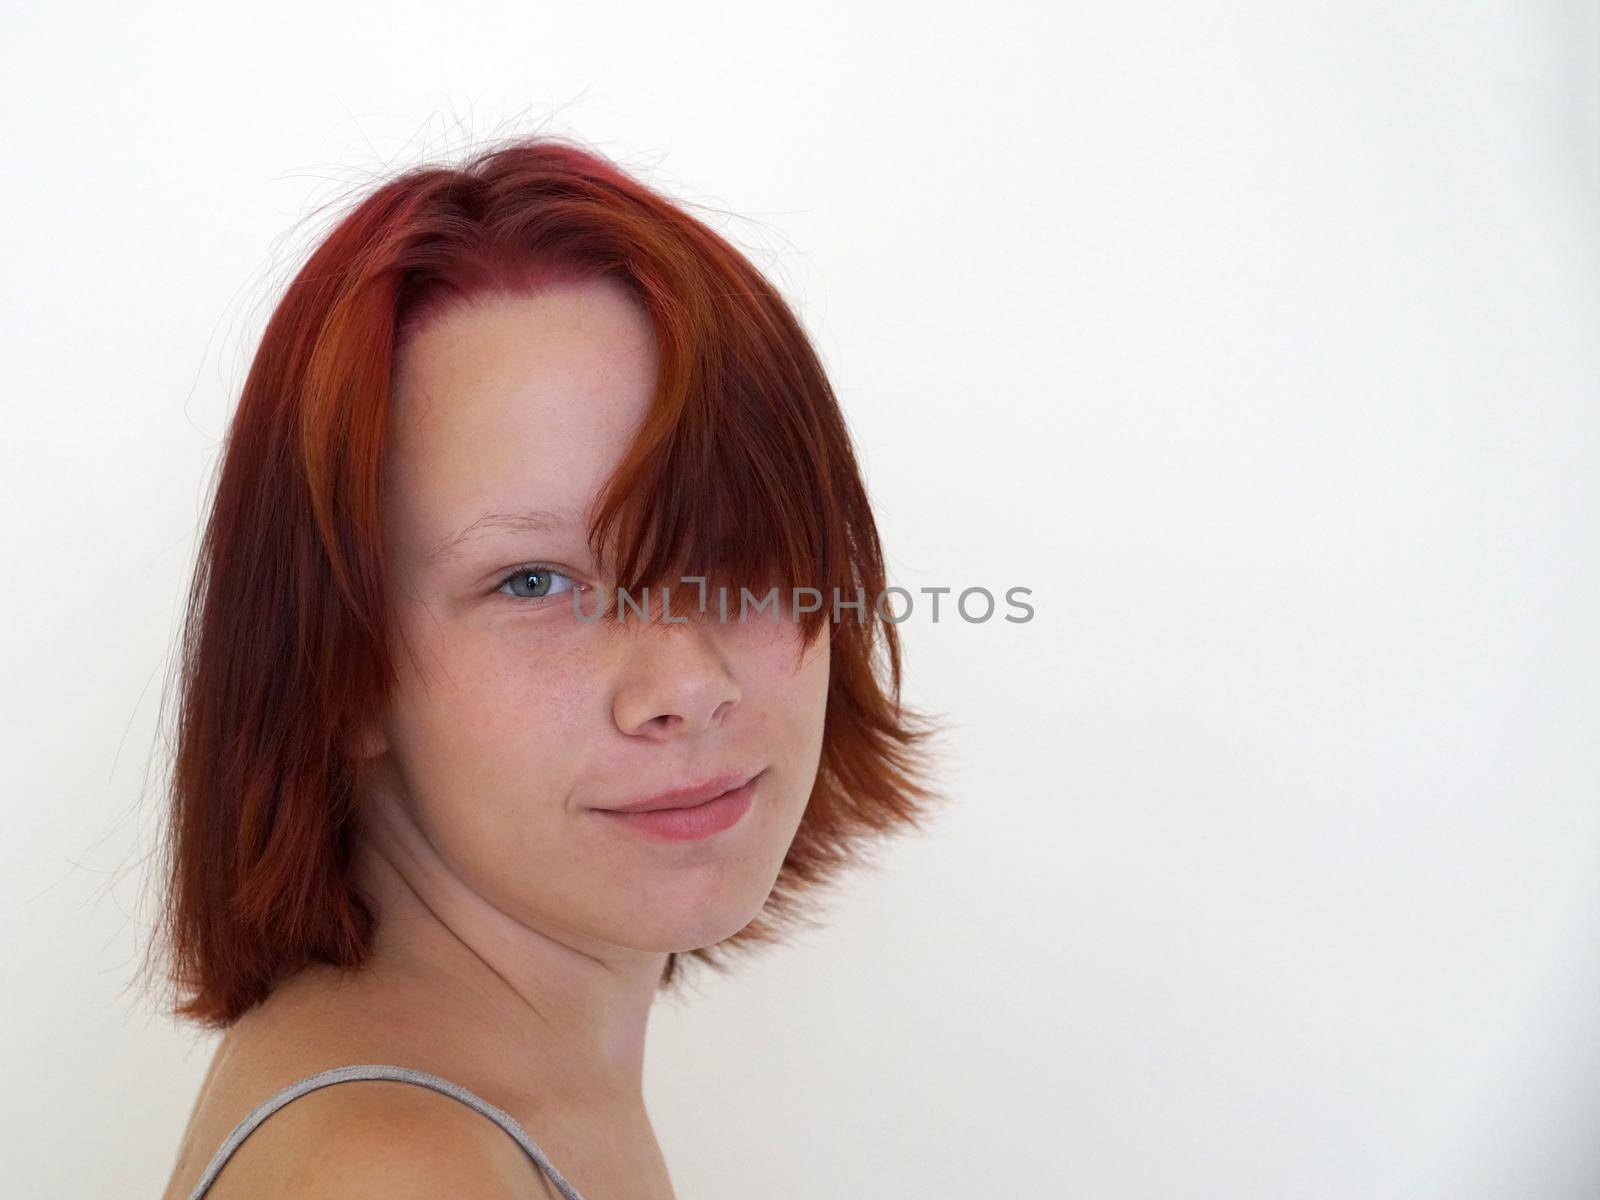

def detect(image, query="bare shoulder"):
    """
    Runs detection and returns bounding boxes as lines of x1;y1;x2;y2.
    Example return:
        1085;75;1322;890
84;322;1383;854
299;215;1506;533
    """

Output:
207;1079;551;1200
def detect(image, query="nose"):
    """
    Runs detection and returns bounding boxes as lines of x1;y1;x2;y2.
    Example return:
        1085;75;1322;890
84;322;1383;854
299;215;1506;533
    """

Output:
611;607;742;739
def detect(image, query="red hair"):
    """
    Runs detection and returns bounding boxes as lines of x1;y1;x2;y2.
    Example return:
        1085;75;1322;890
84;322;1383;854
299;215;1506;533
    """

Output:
141;134;945;1029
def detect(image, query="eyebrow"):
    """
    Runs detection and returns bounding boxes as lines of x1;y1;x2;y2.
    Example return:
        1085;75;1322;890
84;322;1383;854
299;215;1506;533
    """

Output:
424;506;585;566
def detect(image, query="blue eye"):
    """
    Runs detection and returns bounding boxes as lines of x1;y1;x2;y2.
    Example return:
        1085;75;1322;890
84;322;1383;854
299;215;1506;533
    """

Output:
497;565;580;602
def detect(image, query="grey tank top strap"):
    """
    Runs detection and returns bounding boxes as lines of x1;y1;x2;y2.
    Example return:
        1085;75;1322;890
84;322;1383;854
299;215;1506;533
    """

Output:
184;1062;586;1200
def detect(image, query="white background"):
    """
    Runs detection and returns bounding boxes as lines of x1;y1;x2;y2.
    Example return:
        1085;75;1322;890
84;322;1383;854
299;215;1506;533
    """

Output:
3;3;1597;1197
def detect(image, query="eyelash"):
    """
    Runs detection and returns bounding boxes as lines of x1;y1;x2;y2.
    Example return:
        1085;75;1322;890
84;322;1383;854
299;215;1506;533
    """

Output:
494;564;583;605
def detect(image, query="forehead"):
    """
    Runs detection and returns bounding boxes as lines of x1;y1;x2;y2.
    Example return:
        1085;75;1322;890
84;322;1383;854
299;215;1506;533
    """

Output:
383;278;658;556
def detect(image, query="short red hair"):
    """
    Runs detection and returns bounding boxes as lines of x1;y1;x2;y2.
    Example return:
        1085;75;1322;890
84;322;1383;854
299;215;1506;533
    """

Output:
142;134;945;1028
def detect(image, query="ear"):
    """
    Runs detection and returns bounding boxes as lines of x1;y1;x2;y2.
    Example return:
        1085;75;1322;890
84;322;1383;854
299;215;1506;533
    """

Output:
343;720;389;762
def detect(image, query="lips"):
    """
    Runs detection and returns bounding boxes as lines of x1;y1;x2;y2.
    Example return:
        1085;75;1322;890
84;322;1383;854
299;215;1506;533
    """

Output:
597;767;764;814
594;770;764;842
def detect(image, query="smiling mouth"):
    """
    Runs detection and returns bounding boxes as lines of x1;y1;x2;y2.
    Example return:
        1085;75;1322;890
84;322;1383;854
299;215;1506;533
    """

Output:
593;770;765;842
597;766;765;814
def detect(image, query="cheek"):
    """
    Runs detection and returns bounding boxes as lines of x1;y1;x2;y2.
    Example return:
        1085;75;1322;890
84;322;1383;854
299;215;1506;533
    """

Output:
374;624;618;922
728;622;831;756
384;622;601;803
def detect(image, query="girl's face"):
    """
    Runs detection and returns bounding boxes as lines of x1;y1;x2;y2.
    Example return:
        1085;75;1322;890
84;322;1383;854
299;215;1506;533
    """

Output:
361;277;830;956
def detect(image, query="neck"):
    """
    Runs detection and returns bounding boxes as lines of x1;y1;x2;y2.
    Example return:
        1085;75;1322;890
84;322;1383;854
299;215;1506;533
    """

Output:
342;792;668;1109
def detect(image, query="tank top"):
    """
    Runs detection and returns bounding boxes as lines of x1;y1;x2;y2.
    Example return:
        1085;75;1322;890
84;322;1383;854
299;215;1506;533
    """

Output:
183;1063;587;1200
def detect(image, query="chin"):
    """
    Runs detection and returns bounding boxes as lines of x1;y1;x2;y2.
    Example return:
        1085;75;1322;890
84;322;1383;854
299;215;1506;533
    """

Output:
608;891;770;954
